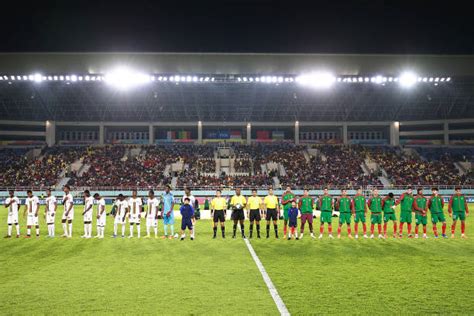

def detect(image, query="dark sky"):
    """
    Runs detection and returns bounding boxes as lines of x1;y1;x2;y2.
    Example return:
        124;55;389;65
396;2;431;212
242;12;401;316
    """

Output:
1;0;473;54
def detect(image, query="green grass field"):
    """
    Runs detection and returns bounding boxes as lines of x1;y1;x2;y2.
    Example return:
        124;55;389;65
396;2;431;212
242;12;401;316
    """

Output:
0;204;473;315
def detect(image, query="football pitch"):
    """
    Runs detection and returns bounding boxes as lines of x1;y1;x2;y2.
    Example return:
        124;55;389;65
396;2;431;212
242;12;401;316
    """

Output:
1;205;473;315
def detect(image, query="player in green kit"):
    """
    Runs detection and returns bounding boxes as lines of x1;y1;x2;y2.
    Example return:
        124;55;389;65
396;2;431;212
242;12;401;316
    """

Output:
413;188;428;238
337;189;353;239
352;187;368;239
428;187;447;238
382;192;397;238
281;186;295;239
318;187;334;239
368;189;384;239
448;187;469;238
396;187;415;238
298;189;315;239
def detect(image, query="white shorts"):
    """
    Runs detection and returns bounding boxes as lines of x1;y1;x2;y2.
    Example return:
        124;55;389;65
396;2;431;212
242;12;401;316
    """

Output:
114;214;125;225
97;215;106;227
46;212;56;224
7;212;19;224
62;210;74;221
27;214;39;226
146;217;157;227
83;212;93;222
129;214;140;224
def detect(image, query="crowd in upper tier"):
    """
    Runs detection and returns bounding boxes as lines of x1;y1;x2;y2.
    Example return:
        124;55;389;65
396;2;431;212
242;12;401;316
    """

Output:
0;143;472;189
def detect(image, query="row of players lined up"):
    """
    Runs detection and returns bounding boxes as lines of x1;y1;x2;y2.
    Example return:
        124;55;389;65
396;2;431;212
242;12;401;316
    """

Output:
3;185;470;240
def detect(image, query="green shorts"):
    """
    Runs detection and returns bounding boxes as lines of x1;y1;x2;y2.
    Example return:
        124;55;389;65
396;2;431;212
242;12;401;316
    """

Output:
415;213;428;225
371;213;382;224
430;212;446;224
320;211;333;224
339;212;352;225
283;209;289;221
354;211;366;223
400;211;413;223
383;212;397;223
453;211;466;221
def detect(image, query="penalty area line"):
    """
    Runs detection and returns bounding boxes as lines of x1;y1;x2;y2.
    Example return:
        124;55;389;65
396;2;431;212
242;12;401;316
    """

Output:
244;238;290;316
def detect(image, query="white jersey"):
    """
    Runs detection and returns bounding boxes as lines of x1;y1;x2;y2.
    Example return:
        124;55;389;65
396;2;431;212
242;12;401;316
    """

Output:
25;196;40;214
5;196;20;215
115;200;129;217
84;196;94;214
96;198;106;216
45;196;57;214
182;194;196;207
128;197;142;216
63;193;74;212
147;197;160;218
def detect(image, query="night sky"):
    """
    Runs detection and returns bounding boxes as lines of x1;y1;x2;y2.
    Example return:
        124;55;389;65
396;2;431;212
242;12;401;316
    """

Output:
1;0;473;54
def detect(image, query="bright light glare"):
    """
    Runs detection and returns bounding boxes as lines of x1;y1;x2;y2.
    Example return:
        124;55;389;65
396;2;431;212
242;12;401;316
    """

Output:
104;67;151;90
399;72;418;88
296;72;336;89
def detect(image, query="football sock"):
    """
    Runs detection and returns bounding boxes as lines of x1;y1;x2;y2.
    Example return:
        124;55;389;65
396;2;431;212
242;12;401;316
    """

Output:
377;224;382;234
320;226;324;234
68;223;73;237
84;224;87;236
62;222;67;235
451;223;456;234
137;225;140;238
393;223;397;234
362;223;367;234
337;227;341;235
442;223;447;235
36;228;39;236
130;225;134;237
164;225;168;236
415;225;419;235
256;224;260;237
146;226;150;236
233;224;237;237
16;224;20;235
27;228;31;236
266;225;270;237
121;225;125;236
274;224;278;237
7;225;12;236
383;223;388;234
407;223;412;235
461;221;466;234
170;225;174;236
221;226;225;237
249;224;253;236
114;223;118;236
354;223;358;234
423;225;427;234
370;224;374;235
283;226;287;236
309;223;313;233
154;227;158;237
328;225;332;235
433;225;438;236
347;227;351;235
241;224;245;236
213;227;217;237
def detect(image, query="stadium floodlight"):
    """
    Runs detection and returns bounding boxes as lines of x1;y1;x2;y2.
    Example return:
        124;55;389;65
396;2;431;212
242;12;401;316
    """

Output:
440;78;445;82
186;76;192;82
446;77;451;81
399;72;418;88
422;77;428;82
434;77;439;82
104;67;151;90
237;77;242;82
296;72;336;89
33;73;42;83
277;76;283;83
249;77;254;82
429;77;433;82
71;75;77;82
78;76;83;81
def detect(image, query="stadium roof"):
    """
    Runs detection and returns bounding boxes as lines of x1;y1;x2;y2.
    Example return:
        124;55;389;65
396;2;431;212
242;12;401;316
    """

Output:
0;52;474;75
0;53;473;122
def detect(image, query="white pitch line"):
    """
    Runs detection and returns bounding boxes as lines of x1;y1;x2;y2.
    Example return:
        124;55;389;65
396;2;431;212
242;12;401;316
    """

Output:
244;239;290;316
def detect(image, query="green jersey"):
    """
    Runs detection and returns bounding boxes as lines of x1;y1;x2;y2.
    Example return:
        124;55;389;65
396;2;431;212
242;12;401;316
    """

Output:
429;195;444;214
353;195;366;212
299;196;313;214
414;196;427;214
399;193;414;213
338;196;351;213
282;192;295;211
319;195;333;211
450;194;467;212
369;196;382;213
383;197;395;213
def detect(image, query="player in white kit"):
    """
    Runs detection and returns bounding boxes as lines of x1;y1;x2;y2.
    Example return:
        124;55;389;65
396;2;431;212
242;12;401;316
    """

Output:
61;185;75;238
45;189;57;237
82;190;94;238
145;190;160;238
127;190;142;238
113;194;128;238
4;190;20;238
23;190;40;238
94;193;106;238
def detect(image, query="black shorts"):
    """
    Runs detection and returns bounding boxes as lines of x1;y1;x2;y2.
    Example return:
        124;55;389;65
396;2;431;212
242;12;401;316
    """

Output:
213;210;226;223
265;209;278;221
231;209;245;221
249;209;261;222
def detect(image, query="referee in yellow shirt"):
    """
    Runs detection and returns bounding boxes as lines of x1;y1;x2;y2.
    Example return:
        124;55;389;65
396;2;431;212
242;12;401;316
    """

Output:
264;187;280;238
211;190;227;238
247;188;263;238
230;188;247;239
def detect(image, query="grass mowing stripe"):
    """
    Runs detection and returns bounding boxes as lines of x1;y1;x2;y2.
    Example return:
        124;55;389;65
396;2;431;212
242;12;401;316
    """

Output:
245;238;290;316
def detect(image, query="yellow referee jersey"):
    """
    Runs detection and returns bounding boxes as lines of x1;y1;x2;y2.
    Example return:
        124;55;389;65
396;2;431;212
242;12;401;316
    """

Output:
264;195;279;209
230;195;247;207
247;196;262;210
211;197;227;210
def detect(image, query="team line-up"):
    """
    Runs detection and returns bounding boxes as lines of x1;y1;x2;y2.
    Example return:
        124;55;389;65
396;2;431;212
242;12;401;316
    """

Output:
3;184;470;240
